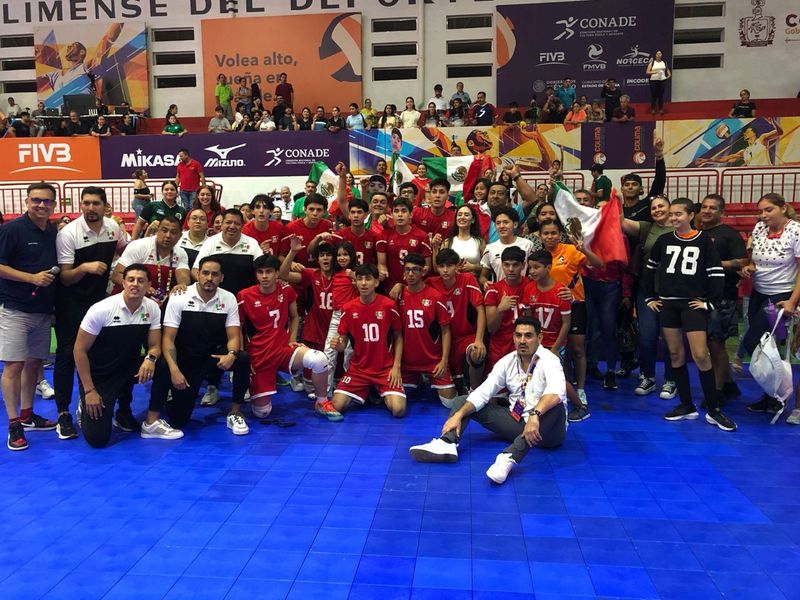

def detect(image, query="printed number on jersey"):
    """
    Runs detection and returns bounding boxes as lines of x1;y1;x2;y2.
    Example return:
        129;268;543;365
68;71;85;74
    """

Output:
665;245;699;275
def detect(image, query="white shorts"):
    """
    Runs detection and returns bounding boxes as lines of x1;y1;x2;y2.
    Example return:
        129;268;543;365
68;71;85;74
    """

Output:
0;305;52;361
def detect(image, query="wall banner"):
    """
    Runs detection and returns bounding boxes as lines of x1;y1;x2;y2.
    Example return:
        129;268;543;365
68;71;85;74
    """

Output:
0;138;101;181
581;122;656;170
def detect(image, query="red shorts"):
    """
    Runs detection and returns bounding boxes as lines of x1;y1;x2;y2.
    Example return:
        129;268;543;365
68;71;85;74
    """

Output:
249;345;301;400
486;339;514;373
334;369;406;405
402;368;454;390
448;336;480;376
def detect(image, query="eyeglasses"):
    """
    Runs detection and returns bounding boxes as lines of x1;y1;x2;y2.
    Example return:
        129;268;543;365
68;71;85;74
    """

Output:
29;197;55;206
403;266;423;273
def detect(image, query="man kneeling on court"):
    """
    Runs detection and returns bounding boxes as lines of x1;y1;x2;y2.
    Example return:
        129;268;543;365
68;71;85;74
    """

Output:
409;316;567;484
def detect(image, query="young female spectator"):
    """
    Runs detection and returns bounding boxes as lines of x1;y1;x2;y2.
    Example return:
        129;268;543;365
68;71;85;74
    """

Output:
564;101;587;125
447;98;466;126
233;113;255;132
187;184;223;230
250;96;264;118
297;107;314;131
345;172;361;200
740;193;800;415
165;104;179;123
234;77;251;112
399;97;421;128
132;169;152;219
250;82;262;107
90;115;111;137
621;194;676;398
729;89;757;118
524;202;568;251
587;100;605;123
256;110;275;131
642;198;735;430
420;102;441;128
162;114;187;136
379;104;399;129
437;204;486;275
323;241;358;395
212;213;223;234
646;50;671;115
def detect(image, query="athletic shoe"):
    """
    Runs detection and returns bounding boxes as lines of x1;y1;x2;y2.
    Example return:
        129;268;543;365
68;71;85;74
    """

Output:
486;453;516;484
141;418;184;440
35;379;55;399
664;404;699;421
200;385;219;407
409;438;458;463
722;381;741;399
227;411;249;435
289;375;305;392
746;395;781;414
243;390;251;403
635;377;657;395
603;372;618;390
276;375;290;387
659;381;677;400
786;409;800;425
568;405;591;422
56;413;78;440
616;359;639;377
705;409;737;432
577;389;588;405
20;414;57;431
113;411;141;433
315;399;343;422
251;402;273;419
7;423;28;451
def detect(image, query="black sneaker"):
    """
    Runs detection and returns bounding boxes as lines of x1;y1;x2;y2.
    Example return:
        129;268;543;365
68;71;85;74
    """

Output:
7;423;28;451
603;372;618;390
20;413;57;431
616;359;639;378
705;409;737;432
113;411;141;433
664;404;699;421
588;365;605;380
722;382;741;399
568;405;591;422
746;395;781;414
56;413;78;440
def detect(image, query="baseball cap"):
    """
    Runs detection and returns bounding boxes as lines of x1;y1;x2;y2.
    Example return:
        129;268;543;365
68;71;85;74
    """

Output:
621;173;642;185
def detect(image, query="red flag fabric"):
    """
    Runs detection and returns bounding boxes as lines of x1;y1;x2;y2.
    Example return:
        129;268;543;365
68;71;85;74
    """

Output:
462;154;493;203
593;189;628;266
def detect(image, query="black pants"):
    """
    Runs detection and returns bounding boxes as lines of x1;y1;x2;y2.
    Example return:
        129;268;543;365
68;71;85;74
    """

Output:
649;80;665;111
79;377;135;449
149;350;251;428
54;299;91;414
442;396;566;462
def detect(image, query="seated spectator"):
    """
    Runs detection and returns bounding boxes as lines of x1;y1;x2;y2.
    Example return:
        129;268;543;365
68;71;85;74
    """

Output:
564;101;587;125
5;96;21;117
502;102;523;125
420;102;441;127
233;113;256;132
313;106;328;131
66;111;90;136
277;106;296;131
586;100;606;123
5;111;33;137
378;104;399;129
256;110;276;131
470;91;496;126
524;98;540;124
250;96;264;117
446;98;466;126
326;106;346;132
165;103;179;122
399;97;421;128
118;113;137;135
93;97;108;116
346;103;367;130
361;98;378;128
208;106;232;133
450;81;472;108
162;114;187;136
541;96;566;124
30;102;46;136
232;103;247;126
90;115;112;137
272;95;287;123
297;107;314;130
730;89;756;117
612;95;636;123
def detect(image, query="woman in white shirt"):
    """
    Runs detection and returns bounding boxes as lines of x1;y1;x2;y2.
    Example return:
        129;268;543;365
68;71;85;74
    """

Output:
438;204;486;275
399;97;421;129
646;50;670;115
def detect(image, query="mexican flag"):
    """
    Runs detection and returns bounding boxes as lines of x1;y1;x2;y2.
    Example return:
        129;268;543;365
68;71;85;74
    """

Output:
391;153;414;196
553;183;628;265
422;156;474;192
308;161;338;200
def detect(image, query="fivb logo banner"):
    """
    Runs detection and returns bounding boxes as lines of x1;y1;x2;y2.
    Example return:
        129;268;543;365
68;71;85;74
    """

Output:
0;138;101;180
496;0;675;106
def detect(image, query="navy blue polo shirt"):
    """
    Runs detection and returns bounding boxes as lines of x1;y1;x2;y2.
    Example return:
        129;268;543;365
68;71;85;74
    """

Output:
0;213;58;313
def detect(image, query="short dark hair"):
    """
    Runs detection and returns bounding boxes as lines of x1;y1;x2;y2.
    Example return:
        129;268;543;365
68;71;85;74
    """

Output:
501;246;526;263
703;193;726;210
222;208;244;223
591;164;604;174
348;198;369;213
198;256;222;271
514;315;542;334
436;248;461;266
26;182;57;199
159;215;181;229
403;252;426;268
392;197;414;213
670;197;696;216
429;178;451;192
123;263;151;280
250;194;274;210
314;242;336;259
178;148;190;156
399;182;417;195
81;186;107;204
528;249;553;267
355;263;379;279
539;218;564;233
254;254;281;271
494;206;519;224
304;192;328;211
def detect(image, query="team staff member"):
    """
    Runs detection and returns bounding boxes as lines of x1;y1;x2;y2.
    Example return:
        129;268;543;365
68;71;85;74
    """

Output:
409;316;568;485
175;148;205;211
0;183;59;450
74;264;161;448
131;181;187;240
55;186;125;440
146;257;251;437
178;208;209;269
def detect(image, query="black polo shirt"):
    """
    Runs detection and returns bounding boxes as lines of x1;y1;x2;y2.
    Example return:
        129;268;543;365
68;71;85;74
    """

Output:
0;213;58;313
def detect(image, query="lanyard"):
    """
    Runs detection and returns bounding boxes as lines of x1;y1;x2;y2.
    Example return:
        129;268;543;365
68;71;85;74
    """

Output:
517;354;539;404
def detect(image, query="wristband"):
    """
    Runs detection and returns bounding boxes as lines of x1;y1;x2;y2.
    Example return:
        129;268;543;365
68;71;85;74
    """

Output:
145;354;158;363
532;409;542;418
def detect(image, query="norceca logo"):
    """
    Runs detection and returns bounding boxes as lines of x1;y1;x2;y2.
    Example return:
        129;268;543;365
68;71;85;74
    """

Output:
14;143;77;173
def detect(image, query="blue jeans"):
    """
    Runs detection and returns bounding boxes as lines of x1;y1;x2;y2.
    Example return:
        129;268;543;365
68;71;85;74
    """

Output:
742;289;792;356
585;278;620;371
132;198;148;219
179;191;196;212
636;290;673;381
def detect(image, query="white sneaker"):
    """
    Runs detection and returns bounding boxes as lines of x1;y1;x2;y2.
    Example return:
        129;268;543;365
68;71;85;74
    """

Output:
251;402;272;419
659;381;677;400
141;418;184;440
200;385;219;406
577;389;588;405
786;409;800;425
227;411;249;435
486;453;516;484
409;438;458;463
36;379;55;399
289;375;305;392
243;389;251;403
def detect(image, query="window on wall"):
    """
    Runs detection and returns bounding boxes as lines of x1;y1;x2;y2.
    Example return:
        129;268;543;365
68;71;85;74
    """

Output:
674;3;724;18
447;64;493;78
372;18;417;33
447;15;492;29
673;54;723;69
1;59;36;71
373;67;417;81
3;81;37;93
447;40;492;55
155;75;197;89
152;28;195;42
153;52;196;66
674;28;724;44
372;43;417;57
0;35;34;48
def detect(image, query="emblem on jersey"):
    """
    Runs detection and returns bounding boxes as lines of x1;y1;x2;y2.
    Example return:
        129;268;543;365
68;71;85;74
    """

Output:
422;299;431;306
453;288;462;295
142;312;150;321
529;295;537;302
375;311;384;319
410;239;418;246
215;302;225;310
441;221;450;229
187;300;195;307
254;300;261;307
364;242;372;248
112;316;121;322
278;294;284;302
82;235;90;242
558;256;566;264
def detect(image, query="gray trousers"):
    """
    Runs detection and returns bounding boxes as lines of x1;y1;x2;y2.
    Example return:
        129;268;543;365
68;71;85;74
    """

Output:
442;396;567;462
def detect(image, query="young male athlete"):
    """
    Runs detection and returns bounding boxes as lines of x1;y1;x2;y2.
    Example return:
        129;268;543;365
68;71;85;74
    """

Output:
523;250;571;354
377;197;431;291
484;246;528;371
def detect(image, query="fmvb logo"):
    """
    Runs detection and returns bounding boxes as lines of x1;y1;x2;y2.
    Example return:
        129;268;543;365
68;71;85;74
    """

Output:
583;43;607;71
14;143;77;173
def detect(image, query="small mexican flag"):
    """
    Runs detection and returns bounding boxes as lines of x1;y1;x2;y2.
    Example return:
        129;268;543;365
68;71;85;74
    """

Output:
391;153;414;196
422;156;474;192
308;161;338;200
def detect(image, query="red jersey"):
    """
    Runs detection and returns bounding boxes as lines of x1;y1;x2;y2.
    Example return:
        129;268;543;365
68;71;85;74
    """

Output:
376;226;432;290
279;218;333;266
243;220;283;255
176;158;203;192
298;268;334;347
332;271;357;311
331;227;378;265
412;206;455;238
338;294;401;376
412;177;430;207
397;285;451;371
366;214;394;235
484;278;526;359
237;282;297;359
427;272;484;340
521;280;571;348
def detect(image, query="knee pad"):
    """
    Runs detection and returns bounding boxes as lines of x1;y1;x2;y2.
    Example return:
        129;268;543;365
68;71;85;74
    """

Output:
302;349;330;374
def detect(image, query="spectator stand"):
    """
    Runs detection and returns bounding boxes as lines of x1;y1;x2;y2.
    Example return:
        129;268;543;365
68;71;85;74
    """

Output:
631;168;719;203
720;166;800;205
0;181;62;217
521;171;585;193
